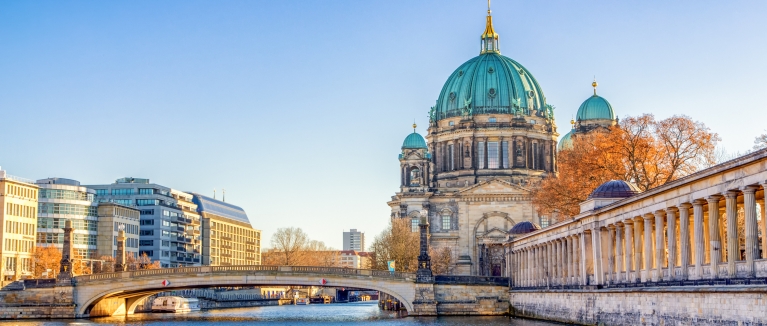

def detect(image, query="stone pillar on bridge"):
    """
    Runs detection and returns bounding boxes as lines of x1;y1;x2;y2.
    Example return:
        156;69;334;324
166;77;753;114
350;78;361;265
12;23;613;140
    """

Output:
412;213;437;316
115;227;127;272
57;219;75;285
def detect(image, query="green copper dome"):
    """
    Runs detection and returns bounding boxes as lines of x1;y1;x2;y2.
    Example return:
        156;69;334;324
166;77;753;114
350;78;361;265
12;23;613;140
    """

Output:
431;52;550;121
576;95;615;121
402;132;427;149
558;129;574;151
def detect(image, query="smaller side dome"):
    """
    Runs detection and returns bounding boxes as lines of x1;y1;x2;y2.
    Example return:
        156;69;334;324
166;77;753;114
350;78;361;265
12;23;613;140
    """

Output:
577;95;615;121
558;130;574;151
509;221;542;235
588;180;641;199
402;132;427;149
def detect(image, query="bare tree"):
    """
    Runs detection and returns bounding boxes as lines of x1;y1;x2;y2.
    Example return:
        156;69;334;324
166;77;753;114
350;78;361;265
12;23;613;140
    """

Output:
429;247;453;275
269;227;310;266
754;132;767;151
369;219;419;272
33;246;61;278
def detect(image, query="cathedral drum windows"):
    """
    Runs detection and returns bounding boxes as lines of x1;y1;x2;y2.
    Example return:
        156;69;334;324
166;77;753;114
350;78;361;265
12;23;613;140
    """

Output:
408;167;421;186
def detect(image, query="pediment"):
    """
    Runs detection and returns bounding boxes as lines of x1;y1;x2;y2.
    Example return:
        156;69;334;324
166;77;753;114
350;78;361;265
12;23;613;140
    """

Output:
459;178;530;195
479;227;509;238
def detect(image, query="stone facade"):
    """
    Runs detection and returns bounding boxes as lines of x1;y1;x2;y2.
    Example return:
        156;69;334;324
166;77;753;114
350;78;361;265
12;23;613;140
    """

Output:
512;287;767;325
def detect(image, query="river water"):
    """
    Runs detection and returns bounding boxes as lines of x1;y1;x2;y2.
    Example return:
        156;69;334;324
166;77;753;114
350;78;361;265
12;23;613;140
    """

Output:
6;301;560;325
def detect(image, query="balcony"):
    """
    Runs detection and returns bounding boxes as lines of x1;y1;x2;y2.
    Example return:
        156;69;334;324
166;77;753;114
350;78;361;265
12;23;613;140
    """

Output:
176;247;186;252
221;244;232;249
221;236;232;241
246;241;255;245
221;253;232;258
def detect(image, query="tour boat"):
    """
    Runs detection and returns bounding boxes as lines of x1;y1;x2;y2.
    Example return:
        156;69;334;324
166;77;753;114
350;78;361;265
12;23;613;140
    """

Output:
295;297;310;305
151;296;201;313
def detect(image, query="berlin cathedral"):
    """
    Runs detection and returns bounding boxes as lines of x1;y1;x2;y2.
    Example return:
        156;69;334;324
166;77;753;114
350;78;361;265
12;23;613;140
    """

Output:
387;5;618;276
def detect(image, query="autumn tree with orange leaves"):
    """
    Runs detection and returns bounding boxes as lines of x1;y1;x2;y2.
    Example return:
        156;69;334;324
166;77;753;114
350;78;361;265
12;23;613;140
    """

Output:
533;114;719;220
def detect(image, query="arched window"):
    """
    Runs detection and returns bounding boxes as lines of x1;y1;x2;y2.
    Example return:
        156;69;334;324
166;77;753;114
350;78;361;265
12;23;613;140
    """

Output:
411;218;419;232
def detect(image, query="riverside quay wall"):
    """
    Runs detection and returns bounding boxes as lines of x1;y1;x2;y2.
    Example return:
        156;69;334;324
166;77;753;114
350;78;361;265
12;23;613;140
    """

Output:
511;286;767;325
505;149;767;325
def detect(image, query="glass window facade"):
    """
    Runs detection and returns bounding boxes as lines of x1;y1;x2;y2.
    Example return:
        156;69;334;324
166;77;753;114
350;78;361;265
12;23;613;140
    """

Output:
137;199;159;206
111;188;134;195
488;142;499;168
94;189;108;196
38;203;97;216
37;218;97;231
39;189;94;201
502;141;509;168
138;188;155;195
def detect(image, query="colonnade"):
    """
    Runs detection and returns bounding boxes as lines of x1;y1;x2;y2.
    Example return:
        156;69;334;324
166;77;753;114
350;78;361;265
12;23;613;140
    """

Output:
509;183;767;287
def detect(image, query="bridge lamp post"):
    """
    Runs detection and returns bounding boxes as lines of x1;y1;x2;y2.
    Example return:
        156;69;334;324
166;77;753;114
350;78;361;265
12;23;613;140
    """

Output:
416;210;434;283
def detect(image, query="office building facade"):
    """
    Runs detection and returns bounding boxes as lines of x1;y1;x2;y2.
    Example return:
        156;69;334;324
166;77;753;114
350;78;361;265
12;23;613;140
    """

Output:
87;178;201;268
191;193;260;266
0;169;38;281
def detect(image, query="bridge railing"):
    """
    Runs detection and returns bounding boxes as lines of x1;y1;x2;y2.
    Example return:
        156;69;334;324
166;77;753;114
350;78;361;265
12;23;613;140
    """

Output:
74;265;415;283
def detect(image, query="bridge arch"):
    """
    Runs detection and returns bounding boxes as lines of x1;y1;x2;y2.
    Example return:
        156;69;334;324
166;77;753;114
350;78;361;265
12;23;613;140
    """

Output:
75;266;416;317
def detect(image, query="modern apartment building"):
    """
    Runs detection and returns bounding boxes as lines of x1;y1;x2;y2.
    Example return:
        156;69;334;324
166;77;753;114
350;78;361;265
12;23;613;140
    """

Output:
0;168;38;281
96;202;140;259
337;250;373;269
35;178;101;261
342;229;365;251
86;178;201;268
191;193;260;266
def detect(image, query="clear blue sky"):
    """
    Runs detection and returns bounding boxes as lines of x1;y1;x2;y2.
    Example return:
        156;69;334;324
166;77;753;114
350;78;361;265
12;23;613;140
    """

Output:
2;1;766;250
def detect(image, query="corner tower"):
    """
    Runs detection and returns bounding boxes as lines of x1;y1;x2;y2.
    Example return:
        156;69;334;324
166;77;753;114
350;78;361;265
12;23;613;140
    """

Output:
427;6;558;189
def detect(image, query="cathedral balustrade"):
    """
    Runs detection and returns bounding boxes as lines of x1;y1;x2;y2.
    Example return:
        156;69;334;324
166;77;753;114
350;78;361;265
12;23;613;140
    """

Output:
506;149;767;289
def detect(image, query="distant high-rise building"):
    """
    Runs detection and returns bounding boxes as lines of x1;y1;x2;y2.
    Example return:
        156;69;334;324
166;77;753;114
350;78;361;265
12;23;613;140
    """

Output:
342;229;364;251
0;168;38;281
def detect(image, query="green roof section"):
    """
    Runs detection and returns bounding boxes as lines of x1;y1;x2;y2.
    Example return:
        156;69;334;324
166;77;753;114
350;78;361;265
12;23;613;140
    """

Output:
576;95;615;121
402;132;428;149
558;129;574;151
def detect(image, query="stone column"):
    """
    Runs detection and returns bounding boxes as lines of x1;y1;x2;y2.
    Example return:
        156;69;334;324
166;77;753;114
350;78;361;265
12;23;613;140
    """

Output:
615;224;624;282
666;207;678;280
552;240;559;285
693;200;706;280
567;236;574;285
624;220;634;282
573;235;580;285
592;228;604;285
580;232;588;285
742;186;759;277
606;225;615;285
725;191;739;279
115;229;127;272
707;195;723;279
761;183;767;259
678;203;692;280
633;217;643;282
642;214;654;282
538;245;544;286
558;238;569;285
654;210;665;281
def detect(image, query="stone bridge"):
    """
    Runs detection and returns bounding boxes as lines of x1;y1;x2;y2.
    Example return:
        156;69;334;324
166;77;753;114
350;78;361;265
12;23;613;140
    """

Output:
75;265;419;317
0;265;509;319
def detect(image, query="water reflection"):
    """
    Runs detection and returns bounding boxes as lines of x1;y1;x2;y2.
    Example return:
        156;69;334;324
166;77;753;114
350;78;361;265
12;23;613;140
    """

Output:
9;301;559;325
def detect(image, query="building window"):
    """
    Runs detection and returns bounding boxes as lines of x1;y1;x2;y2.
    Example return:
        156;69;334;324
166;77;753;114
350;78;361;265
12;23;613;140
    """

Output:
111;188;134;195
489;117;496;123
140;219;154;226
488;142;499;168
140;230;154;236
139;209;154;215
137;199;159;206
441;213;451;230
94;189;108;196
411;218;419;232
478;142;485;168
502;141;509;168
138;188;155;195
111;199;133;206
139;240;154;247
448;121;455;126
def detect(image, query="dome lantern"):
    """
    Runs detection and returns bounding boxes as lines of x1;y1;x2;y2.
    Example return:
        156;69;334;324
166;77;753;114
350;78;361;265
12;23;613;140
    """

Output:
481;0;500;54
